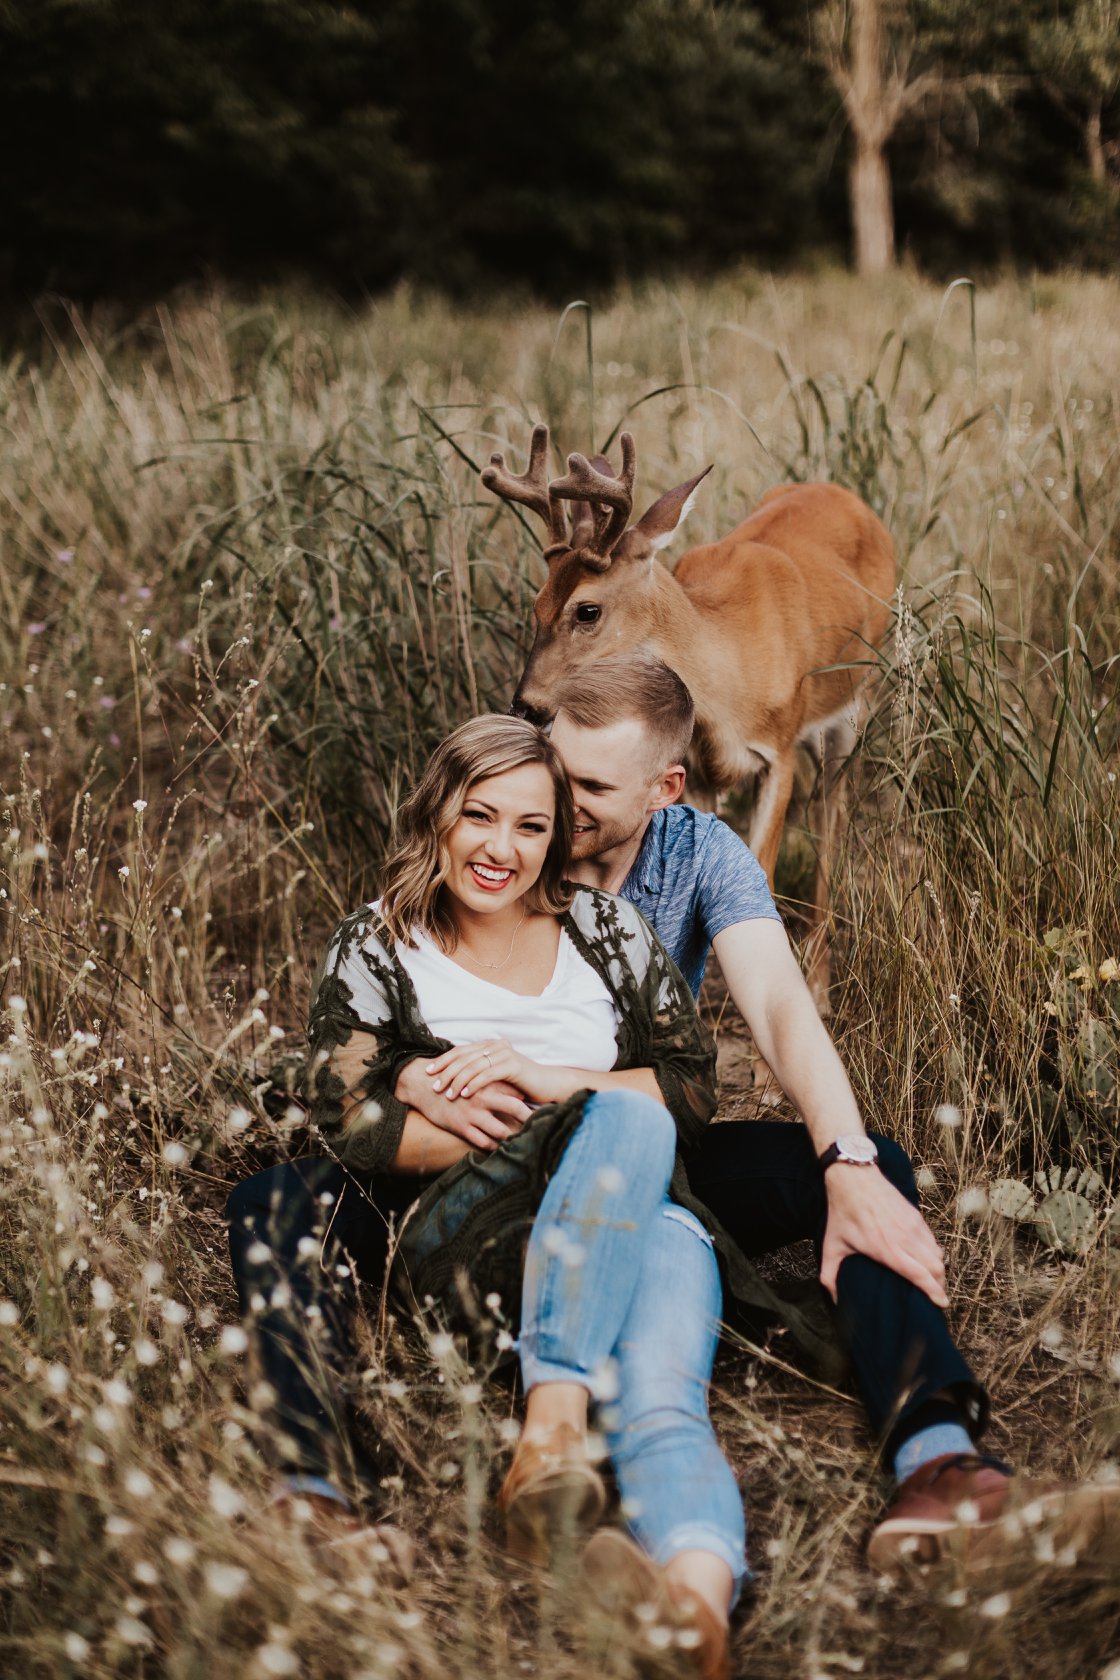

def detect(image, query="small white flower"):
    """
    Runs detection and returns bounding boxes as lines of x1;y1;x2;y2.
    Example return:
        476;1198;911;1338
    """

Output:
118;866;130;882
7;996;26;1015
113;1614;152;1646
219;1325;249;1356
957;1187;989;1219
134;1340;159;1367
227;1107;252;1133
63;1633;90;1662
0;1301;18;1326
207;1476;244;1519
980;1591;1011;1618
132;800;148;813
124;1468;154;1499
161;1141;188;1168
133;1559;159;1585
935;1104;962;1129
204;1562;249;1599
91;1277;115;1310
104;1378;132;1407
255;1645;300;1677
163;1536;195;1565
161;1300;188;1327
45;1363;69;1395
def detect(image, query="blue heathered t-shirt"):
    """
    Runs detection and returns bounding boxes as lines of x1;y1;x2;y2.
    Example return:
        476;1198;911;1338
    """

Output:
618;805;781;999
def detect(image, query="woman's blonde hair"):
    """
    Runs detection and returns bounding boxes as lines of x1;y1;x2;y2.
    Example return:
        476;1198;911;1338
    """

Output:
379;715;574;949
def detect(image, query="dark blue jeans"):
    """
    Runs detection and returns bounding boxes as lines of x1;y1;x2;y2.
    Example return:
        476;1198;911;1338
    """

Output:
225;1123;984;1502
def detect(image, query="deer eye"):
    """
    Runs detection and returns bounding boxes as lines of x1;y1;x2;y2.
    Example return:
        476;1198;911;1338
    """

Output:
574;602;601;625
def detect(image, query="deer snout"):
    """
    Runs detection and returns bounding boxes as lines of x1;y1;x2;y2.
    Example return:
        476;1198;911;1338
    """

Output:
509;695;554;730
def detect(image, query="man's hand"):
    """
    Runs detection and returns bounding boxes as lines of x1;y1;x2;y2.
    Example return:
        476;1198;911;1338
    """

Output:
395;1059;532;1151
820;1166;949;1309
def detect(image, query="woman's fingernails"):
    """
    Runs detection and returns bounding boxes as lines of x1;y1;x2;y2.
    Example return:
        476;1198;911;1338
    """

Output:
431;1080;442;1092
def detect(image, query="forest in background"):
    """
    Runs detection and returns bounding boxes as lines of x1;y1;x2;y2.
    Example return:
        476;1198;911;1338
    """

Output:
1;0;1119;306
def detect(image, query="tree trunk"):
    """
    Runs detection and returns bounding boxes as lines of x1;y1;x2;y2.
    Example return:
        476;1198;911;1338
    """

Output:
1086;97;1106;182
850;135;895;274
848;0;895;274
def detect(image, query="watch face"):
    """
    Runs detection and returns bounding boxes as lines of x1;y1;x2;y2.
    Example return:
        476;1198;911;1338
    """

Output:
836;1133;879;1164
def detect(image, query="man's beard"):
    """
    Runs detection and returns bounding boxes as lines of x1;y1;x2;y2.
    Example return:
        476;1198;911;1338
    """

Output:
570;812;645;862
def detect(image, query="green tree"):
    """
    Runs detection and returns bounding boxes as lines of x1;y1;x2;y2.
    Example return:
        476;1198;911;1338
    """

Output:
1025;0;1120;184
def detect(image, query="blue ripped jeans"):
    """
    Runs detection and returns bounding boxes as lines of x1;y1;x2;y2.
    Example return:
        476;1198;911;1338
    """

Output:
519;1089;747;1599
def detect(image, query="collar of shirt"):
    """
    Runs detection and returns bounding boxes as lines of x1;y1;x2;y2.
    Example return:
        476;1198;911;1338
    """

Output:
625;807;667;897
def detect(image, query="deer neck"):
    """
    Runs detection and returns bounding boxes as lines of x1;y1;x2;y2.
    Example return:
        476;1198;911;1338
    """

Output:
637;564;751;783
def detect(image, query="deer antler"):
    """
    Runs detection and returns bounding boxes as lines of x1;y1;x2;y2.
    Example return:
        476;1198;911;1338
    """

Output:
549;433;636;568
480;424;567;547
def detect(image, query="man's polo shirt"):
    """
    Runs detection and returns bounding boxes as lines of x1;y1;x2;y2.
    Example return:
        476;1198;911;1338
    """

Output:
618;804;781;999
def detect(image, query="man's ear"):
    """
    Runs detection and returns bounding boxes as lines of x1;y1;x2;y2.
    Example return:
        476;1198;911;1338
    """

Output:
648;765;686;813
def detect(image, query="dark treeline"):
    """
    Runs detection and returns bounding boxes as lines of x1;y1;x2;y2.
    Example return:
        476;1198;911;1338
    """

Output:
1;0;1117;302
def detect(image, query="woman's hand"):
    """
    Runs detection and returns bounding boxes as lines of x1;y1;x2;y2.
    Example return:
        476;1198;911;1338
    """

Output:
425;1040;561;1107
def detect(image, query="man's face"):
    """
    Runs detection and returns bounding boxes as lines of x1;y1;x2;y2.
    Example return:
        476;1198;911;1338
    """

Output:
548;714;663;861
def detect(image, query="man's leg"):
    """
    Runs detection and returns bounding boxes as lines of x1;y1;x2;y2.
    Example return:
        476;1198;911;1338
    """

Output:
226;1157;422;1507
685;1122;985;1453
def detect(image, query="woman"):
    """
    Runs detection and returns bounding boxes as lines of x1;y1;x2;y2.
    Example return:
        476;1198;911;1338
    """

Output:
307;715;742;1676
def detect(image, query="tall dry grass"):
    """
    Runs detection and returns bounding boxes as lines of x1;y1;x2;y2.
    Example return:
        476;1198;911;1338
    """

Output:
1;270;1118;1678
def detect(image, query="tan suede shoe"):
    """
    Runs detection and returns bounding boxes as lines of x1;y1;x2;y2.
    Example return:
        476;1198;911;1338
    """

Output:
498;1422;607;1565
582;1528;731;1680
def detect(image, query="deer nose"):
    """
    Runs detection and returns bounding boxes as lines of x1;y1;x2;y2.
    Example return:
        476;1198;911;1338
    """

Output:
509;696;553;730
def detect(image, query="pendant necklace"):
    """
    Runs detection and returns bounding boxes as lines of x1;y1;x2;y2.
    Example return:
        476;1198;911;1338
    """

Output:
466;907;528;970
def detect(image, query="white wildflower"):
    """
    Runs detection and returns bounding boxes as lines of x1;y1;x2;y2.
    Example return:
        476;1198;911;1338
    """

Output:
935;1104;962;1129
124;1468;154;1499
132;800;148;813
204;1562;249;1599
63;1633;90;1661
207;1476;244;1519
957;1187;989;1219
163;1535;196;1565
0;1301;18;1326
113;1614;151;1646
45;1363;69;1395
219;1325;249;1356
980;1591;1011;1618
161;1141;188;1167
256;1645;300;1677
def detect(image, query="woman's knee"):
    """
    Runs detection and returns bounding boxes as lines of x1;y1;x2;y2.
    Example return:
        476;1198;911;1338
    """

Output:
581;1089;677;1172
870;1134;919;1203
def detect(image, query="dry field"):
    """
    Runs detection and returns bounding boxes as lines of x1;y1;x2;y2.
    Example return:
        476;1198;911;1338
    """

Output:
1;269;1119;1679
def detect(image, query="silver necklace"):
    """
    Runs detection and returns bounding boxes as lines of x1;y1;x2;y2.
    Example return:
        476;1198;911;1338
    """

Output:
463;907;528;970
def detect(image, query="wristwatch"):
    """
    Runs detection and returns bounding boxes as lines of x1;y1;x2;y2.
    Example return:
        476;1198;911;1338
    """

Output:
818;1133;879;1172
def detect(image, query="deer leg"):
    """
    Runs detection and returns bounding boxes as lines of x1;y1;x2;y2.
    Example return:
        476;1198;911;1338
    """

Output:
802;714;859;1016
746;751;796;884
744;752;797;1105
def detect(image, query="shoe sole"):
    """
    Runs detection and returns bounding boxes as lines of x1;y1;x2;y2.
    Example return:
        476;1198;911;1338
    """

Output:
504;1467;606;1567
868;1481;1120;1574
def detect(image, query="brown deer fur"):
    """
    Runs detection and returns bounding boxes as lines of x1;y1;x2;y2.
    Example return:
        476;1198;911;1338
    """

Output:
482;427;895;1006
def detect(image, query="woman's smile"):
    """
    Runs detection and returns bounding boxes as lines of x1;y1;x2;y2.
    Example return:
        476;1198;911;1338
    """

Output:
469;861;513;892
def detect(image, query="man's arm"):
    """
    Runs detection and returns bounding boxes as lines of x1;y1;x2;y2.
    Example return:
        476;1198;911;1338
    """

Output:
711;918;948;1309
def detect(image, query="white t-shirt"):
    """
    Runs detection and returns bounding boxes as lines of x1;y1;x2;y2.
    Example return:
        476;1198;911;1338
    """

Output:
394;920;620;1073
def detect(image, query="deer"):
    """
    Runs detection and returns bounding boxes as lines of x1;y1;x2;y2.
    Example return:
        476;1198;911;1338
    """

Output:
480;424;896;1013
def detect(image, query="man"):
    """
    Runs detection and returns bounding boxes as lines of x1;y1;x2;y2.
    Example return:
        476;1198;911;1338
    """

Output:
227;655;1092;1573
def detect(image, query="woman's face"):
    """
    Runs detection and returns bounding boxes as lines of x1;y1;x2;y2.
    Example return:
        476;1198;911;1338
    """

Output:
442;762;556;917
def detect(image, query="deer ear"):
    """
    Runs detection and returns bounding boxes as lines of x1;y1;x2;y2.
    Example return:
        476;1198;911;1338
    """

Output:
626;465;712;554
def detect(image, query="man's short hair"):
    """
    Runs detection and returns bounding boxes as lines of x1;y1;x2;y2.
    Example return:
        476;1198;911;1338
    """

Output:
552;654;695;773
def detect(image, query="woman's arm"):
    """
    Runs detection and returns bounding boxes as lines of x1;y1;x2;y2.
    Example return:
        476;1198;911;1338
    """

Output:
421;1041;662;1108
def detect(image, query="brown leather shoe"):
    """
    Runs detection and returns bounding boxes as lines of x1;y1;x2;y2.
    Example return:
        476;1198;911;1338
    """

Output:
270;1490;415;1586
498;1422;606;1565
582;1528;731;1680
865;1451;1120;1575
